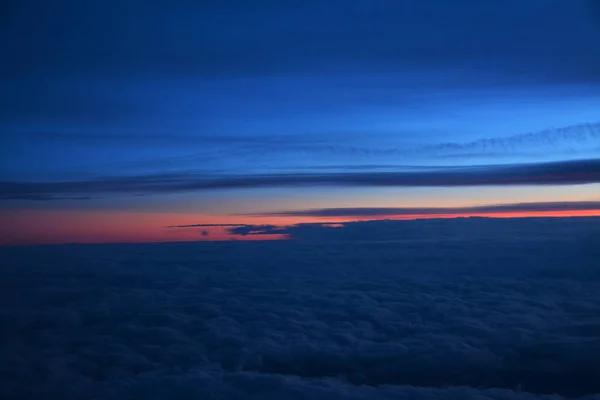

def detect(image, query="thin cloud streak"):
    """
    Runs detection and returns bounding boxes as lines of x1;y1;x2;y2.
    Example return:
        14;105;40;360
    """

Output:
245;201;600;218
166;223;246;228
17;122;598;172
126;121;600;167
1;159;599;201
412;122;600;158
283;122;600;159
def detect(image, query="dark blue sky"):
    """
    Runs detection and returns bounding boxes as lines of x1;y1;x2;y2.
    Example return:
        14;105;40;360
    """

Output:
1;0;599;243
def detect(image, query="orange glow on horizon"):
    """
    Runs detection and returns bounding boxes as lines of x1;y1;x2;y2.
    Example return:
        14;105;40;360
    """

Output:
1;208;599;246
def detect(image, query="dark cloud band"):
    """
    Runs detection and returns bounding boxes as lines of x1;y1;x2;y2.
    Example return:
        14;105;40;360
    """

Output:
245;201;600;218
2;159;599;201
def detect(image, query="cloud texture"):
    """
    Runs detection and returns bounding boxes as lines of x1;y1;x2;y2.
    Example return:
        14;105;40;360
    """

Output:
2;159;599;201
1;217;599;399
245;201;600;218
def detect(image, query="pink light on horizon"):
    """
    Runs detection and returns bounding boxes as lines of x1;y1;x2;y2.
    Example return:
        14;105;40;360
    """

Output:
2;208;599;246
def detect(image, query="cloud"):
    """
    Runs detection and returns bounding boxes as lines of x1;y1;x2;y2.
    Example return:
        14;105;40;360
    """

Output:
411;122;600;159
245;201;600;218
1;217;600;399
219;216;600;243
166;223;290;237
228;225;289;236
276;123;600;160
106;122;600;170
2;159;599;201
166;223;247;228
0;194;95;201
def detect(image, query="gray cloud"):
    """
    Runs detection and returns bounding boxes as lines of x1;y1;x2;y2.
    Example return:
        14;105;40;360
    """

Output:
245;201;600;218
2;217;600;399
218;216;600;243
228;225;289;236
2;159;599;201
0;194;95;201
166;223;247;228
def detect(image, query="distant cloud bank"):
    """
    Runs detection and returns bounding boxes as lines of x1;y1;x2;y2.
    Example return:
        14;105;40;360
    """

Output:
245;201;600;218
2;159;599;201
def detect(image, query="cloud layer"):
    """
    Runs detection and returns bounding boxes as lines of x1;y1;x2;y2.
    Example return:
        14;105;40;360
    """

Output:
2;159;599;201
245;201;600;218
214;217;600;242
1;217;599;399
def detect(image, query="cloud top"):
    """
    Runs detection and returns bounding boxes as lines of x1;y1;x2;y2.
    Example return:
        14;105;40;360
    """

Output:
2;217;599;399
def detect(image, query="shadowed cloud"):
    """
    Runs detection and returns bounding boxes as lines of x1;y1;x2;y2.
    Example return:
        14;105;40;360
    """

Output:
2;159;600;201
2;217;600;398
244;201;600;218
165;217;600;247
166;223;247;228
222;216;600;242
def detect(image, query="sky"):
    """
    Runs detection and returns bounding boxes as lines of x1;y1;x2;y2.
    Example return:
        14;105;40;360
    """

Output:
1;0;599;245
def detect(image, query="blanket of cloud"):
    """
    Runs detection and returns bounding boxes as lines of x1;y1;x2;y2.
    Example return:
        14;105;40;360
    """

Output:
1;217;600;400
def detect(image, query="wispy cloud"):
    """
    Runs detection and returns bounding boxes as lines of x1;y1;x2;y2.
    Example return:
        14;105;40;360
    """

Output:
244;201;600;218
161;122;600;162
165;223;288;237
166;223;246;228
17;122;599;175
279;122;600;159
411;122;600;158
2;159;599;201
218;122;600;161
0;194;95;201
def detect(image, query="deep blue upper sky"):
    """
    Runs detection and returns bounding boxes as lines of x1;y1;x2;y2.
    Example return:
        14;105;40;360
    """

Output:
0;0;599;220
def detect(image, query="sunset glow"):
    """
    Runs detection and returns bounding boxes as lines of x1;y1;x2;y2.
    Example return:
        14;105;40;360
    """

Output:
2;0;599;246
3;207;599;246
